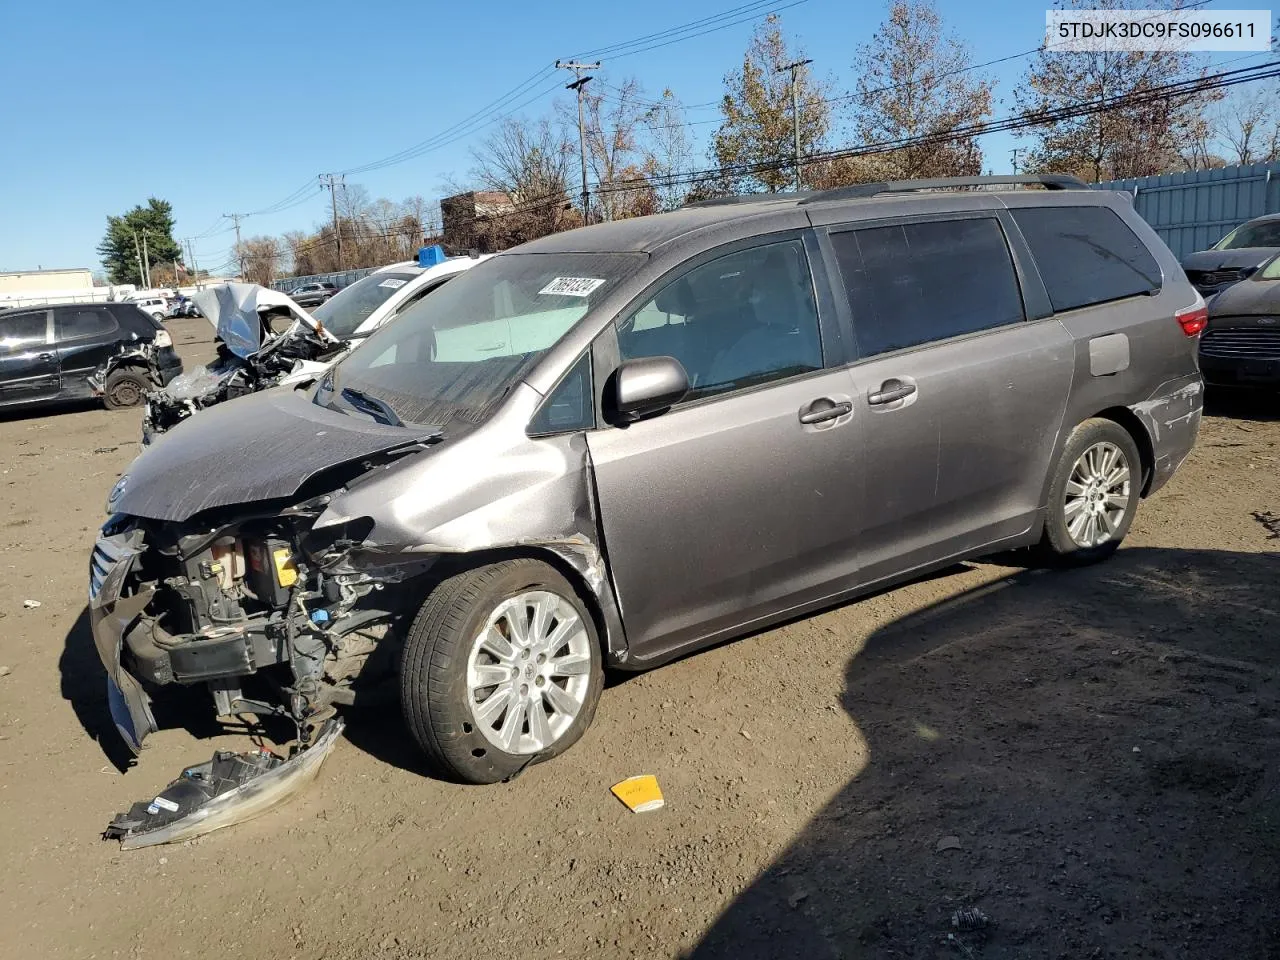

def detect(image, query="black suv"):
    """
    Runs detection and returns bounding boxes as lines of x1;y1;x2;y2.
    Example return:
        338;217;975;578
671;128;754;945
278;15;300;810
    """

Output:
0;302;182;411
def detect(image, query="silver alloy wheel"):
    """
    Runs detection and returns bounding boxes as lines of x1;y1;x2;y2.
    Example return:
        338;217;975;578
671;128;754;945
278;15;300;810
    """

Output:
1063;440;1131;548
465;590;592;755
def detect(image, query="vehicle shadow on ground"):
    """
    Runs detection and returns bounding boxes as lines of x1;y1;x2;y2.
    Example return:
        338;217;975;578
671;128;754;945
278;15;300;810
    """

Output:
1204;387;1280;421
0;398;100;423
60;605;234;772
686;547;1280;959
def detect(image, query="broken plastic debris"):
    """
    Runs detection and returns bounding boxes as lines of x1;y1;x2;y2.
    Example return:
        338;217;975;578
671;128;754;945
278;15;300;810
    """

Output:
936;835;962;853
952;906;989;931
22;600;41;609
1132;746;1141;753
104;719;343;849
611;775;665;813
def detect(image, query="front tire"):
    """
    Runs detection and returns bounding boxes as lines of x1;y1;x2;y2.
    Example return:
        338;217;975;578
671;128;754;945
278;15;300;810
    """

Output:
1038;418;1142;565
401;559;604;784
102;368;149;409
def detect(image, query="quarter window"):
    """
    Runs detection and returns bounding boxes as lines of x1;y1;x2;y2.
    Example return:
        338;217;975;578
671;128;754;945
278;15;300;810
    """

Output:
830;217;1026;358
1011;206;1161;312
56;308;117;341
616;239;823;401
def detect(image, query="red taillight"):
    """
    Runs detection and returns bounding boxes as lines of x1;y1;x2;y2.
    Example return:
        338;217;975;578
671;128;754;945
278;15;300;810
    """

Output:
1176;303;1208;337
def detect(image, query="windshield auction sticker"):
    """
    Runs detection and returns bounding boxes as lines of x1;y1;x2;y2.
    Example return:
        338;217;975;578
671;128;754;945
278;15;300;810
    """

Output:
1047;9;1271;51
539;277;606;297
378;278;407;289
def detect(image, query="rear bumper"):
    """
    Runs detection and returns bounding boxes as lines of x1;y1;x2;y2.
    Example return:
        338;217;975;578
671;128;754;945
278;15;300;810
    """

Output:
1200;355;1280;387
1130;373;1204;497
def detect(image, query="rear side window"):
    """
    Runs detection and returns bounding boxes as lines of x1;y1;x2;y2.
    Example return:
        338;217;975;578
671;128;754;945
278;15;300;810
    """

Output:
56;307;117;341
830;217;1025;359
1011;206;1161;312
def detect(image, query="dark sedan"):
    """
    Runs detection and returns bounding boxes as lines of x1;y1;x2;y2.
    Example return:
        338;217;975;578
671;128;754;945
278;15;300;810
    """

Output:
290;282;338;308
1182;213;1280;298
1201;256;1280;388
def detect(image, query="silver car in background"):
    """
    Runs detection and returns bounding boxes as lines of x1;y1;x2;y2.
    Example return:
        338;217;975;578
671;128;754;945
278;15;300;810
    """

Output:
90;175;1204;799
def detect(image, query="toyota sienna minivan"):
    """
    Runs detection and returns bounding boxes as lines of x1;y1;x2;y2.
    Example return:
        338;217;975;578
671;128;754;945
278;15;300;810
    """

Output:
90;175;1204;800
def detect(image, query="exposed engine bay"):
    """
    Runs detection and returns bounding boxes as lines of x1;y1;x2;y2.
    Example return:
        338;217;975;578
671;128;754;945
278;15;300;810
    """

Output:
96;492;435;845
142;283;343;442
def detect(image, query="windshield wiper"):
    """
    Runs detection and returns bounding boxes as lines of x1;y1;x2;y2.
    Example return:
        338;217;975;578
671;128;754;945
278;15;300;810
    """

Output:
341;386;403;427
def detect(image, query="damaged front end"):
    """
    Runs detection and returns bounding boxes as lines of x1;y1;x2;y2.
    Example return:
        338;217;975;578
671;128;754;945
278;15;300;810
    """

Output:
91;485;433;846
142;283;342;442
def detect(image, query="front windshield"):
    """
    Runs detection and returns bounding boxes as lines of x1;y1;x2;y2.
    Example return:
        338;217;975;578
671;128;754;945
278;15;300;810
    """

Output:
312;270;419;339
1214;220;1280;250
320;251;646;431
1258;256;1280;280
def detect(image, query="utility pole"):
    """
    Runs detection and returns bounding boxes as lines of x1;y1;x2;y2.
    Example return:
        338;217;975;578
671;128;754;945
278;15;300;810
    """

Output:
141;232;152;289
224;213;245;279
318;174;345;269
185;239;201;290
556;60;600;224
1010;147;1021;175
778;59;813;192
130;229;145;287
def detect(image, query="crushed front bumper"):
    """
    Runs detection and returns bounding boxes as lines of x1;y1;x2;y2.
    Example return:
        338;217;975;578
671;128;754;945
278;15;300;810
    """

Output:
89;529;155;754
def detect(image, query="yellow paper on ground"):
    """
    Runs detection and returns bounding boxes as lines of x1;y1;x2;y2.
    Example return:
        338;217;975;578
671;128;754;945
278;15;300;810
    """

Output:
611;775;665;813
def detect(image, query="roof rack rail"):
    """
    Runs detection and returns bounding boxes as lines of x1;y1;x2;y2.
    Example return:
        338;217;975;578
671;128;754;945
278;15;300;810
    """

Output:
798;174;1091;205
682;191;814;209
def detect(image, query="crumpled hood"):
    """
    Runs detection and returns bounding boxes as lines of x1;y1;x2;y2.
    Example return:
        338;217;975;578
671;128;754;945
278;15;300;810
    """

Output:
192;284;331;359
112;387;440;522
1181;248;1280;273
1206;276;1280;317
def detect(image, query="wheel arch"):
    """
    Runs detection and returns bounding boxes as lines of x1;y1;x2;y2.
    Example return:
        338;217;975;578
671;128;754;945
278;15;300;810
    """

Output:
1091;406;1156;496
426;545;625;668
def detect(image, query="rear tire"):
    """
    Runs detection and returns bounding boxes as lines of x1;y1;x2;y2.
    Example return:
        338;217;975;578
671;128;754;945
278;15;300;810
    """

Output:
1037;418;1142;566
102;368;149;409
400;559;604;784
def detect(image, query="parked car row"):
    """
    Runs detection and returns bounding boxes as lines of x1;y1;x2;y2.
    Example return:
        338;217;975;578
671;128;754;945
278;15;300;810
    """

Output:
89;174;1210;846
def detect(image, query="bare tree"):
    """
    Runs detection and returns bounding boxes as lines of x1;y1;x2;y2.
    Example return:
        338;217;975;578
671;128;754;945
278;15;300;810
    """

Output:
1015;0;1220;182
849;0;993;182
1219;86;1280;165
469;117;577;247
560;76;654;222
237;236;283;286
641;89;698;211
712;14;832;193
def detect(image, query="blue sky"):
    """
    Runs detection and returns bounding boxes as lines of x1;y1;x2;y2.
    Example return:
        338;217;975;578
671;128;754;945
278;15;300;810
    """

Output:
0;0;1263;274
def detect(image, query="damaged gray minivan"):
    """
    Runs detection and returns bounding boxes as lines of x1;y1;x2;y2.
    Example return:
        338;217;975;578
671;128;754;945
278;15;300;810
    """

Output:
91;175;1204;814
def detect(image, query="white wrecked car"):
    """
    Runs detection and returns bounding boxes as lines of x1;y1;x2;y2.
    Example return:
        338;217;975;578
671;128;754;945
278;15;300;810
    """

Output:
142;247;487;441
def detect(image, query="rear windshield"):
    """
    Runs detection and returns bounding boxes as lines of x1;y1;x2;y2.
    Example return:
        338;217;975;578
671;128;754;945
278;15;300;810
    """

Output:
319;252;646;432
1214;219;1280;250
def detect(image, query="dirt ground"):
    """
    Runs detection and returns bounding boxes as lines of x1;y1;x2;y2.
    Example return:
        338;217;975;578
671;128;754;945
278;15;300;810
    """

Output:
1;316;1277;960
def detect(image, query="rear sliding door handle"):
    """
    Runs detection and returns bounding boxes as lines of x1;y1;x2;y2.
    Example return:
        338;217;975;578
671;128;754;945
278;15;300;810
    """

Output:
799;399;853;424
867;380;916;405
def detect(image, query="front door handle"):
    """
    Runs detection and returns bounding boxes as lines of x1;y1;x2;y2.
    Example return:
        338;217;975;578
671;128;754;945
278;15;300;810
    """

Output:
38;353;55;361
867;379;916;405
799;399;853;424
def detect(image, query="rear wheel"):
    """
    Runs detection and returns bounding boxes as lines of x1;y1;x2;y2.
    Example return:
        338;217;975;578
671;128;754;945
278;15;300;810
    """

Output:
400;559;604;784
102;368;149;409
150;312;165;323
1038;418;1142;565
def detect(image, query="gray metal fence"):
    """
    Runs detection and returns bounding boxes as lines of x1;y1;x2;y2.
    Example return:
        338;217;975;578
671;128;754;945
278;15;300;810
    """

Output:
271;267;377;296
1096;162;1280;258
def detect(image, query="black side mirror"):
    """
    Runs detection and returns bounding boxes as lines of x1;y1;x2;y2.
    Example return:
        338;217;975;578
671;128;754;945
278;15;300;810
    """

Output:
610;356;689;422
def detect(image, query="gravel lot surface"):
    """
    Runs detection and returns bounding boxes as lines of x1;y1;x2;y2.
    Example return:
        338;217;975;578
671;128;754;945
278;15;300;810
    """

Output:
1;316;1277;959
